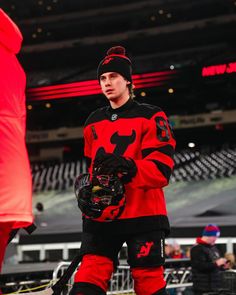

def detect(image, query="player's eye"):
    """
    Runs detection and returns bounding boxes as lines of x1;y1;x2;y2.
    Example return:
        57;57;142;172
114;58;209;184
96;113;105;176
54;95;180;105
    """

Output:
100;76;106;82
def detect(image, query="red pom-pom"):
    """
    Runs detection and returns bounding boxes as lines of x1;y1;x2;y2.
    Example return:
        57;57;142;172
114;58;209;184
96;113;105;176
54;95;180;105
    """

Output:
107;46;126;56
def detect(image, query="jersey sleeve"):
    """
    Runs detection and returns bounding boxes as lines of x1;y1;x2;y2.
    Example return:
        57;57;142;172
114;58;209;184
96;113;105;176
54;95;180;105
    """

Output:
130;109;176;189
83;125;93;172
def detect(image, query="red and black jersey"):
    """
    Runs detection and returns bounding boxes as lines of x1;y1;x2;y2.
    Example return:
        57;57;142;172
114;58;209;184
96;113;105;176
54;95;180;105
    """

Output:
83;99;176;235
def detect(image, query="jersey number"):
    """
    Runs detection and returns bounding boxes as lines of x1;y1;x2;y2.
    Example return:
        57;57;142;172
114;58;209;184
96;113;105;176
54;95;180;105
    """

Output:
155;116;173;142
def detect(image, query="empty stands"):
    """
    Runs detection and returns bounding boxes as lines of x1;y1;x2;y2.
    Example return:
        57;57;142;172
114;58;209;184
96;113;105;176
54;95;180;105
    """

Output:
30;146;236;192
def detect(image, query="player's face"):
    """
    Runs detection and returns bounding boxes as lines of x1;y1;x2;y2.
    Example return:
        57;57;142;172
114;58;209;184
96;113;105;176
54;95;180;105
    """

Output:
100;72;130;105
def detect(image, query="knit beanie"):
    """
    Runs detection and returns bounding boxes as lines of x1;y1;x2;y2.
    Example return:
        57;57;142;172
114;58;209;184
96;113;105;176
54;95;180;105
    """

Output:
202;224;220;237
97;46;132;83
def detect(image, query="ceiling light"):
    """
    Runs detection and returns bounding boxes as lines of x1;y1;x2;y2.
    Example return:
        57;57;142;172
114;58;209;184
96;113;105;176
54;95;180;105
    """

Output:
168;88;174;94
188;142;195;148
45;103;51;108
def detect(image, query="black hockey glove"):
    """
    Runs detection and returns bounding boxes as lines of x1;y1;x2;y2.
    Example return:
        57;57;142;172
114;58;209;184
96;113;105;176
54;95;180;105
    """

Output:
93;153;137;183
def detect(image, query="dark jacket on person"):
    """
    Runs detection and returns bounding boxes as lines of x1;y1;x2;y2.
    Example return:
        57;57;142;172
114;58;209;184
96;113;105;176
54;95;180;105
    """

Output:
190;237;222;293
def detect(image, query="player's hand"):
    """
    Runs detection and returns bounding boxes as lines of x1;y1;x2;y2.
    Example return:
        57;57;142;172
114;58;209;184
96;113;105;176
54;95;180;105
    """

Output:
215;258;227;267
93;153;137;183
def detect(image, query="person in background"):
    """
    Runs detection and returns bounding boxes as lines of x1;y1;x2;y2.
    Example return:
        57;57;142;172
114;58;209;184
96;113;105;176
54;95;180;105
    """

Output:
190;224;227;295
184;246;191;259
169;239;185;259
224;252;236;270
70;45;176;295
0;9;33;272
221;252;236;294
165;241;174;259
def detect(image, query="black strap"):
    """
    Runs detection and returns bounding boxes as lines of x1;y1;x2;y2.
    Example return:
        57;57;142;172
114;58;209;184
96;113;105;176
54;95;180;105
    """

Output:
24;223;37;234
8;229;19;244
52;252;82;295
8;223;37;244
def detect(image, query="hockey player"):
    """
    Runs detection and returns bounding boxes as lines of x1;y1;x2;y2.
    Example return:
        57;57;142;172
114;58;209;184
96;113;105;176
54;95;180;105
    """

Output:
70;46;176;295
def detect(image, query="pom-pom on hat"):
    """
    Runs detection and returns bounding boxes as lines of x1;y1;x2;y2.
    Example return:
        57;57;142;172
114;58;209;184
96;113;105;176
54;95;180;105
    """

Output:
97;46;132;83
202;224;220;237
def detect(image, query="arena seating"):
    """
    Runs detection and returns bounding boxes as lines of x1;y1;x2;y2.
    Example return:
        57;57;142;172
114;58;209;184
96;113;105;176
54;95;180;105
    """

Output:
30;146;236;192
31;160;87;192
171;146;236;182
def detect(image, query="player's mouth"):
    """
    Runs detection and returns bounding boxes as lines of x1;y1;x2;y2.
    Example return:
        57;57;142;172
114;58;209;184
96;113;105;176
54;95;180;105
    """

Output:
105;89;113;94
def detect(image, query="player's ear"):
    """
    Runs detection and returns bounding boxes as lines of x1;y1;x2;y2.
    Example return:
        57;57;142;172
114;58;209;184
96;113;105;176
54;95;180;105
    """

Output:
127;81;131;85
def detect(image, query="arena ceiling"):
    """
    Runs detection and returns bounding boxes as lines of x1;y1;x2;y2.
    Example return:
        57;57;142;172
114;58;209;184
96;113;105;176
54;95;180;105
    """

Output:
1;0;236;138
2;0;236;82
